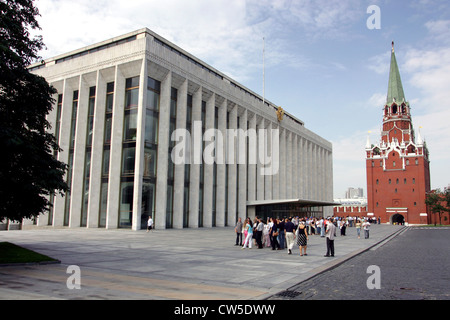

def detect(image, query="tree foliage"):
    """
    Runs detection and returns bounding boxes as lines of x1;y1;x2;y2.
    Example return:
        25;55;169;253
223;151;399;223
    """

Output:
425;188;450;225
0;0;68;222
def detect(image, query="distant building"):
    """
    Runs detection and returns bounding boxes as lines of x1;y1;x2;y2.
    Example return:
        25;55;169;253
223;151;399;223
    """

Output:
333;197;368;218
365;42;431;225
344;187;364;199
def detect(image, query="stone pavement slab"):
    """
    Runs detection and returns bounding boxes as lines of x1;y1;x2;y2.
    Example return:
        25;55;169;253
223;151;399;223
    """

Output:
0;224;405;300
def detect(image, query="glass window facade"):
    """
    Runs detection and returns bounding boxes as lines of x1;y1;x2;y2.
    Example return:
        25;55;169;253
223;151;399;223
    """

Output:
81;87;96;227
141;76;160;229
99;82;114;227
119;76;139;228
166;87;177;228
64;90;79;226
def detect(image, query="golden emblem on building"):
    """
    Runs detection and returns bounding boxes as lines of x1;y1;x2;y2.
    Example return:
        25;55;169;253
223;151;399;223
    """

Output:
276;106;284;122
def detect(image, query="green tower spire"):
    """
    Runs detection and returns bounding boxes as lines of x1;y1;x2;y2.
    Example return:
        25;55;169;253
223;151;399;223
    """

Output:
387;41;405;103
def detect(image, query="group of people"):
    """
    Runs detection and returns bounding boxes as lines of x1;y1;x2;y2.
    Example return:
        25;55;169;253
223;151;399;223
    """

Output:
234;215;375;257
235;216;308;255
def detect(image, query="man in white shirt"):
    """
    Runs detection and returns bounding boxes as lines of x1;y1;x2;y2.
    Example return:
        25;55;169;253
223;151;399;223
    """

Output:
362;220;371;239
147;216;153;232
324;218;336;257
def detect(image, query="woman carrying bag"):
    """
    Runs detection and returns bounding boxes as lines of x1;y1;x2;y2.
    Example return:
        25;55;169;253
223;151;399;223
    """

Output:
296;221;309;256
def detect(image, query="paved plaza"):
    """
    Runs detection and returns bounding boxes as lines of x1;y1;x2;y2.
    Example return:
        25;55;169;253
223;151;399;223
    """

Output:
0;224;405;300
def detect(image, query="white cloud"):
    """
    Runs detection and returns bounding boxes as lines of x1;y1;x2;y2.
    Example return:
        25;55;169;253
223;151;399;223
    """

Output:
33;0;367;83
367;51;390;75
424;19;450;44
366;92;386;109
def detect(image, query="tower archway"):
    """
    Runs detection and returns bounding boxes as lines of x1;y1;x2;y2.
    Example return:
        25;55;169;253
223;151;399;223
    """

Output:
390;213;405;225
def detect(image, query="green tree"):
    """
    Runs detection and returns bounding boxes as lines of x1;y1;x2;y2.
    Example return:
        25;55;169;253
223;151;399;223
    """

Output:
0;0;68;222
425;188;450;226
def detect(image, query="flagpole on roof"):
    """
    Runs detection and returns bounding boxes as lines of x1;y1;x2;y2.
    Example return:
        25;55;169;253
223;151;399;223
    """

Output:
263;36;265;106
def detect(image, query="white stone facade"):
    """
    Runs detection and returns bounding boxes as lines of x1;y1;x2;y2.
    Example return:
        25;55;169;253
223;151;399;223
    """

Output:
29;28;333;230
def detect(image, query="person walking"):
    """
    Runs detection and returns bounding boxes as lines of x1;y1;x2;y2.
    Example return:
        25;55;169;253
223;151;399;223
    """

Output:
310;218;316;235
319;218;325;237
340;219;347;236
355;219;361;239
362;219;371;239
234;217;243;246
242;218;253;249
284;218;296;254
146;216;153;232
277;218;286;249
324;217;336;257
263;221;271;247
296;221;309;256
255;217;264;249
270;218;280;250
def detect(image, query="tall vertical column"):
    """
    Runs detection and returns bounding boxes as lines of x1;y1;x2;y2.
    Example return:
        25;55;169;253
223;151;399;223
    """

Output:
256;117;264;201
227;105;237;227
328;150;333;203
132;59;148;230
203;93;215;227
286;131;293;199
293;134;298;198
52;79;74;227
189;86;202;228
307;140;313;200
312;144;317;200
271;123;279;200
320;147;325;201
247;113;257;202
106;66;125;229
155;70;172;230
216;98;227;226
238;109;247;221
302;138;308;200
264;121;272;200
314;144;320;200
311;143;315;200
298;136;303;198
69;75;89;228
279;128;286;199
87;70;107;228
173;79;188;229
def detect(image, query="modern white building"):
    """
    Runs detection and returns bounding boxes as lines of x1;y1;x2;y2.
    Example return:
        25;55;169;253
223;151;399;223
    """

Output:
28;28;333;230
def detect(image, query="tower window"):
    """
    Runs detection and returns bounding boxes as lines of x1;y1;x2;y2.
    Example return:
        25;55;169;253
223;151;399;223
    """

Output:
389;179;391;184
404;178;407;184
413;178;416;184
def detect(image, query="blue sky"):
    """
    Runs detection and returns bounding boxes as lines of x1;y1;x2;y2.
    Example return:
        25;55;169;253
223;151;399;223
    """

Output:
34;0;450;198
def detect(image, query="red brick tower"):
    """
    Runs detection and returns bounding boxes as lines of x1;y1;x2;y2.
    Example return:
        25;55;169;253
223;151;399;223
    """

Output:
366;42;431;225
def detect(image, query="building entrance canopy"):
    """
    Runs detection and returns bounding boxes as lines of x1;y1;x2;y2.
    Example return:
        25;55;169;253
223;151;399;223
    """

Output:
247;199;338;221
